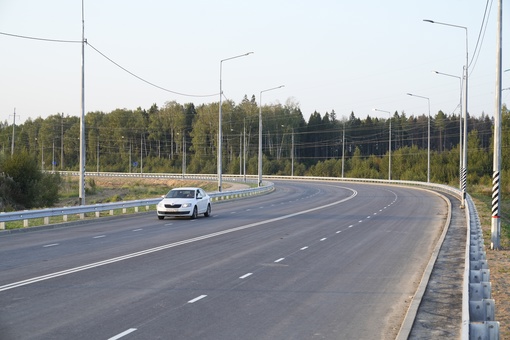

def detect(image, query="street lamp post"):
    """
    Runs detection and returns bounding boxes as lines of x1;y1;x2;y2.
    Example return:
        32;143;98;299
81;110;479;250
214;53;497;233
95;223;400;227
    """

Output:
258;85;284;187
407;93;431;183
424;19;468;206
218;52;253;192
373;109;392;181
491;0;503;250
433;70;463;190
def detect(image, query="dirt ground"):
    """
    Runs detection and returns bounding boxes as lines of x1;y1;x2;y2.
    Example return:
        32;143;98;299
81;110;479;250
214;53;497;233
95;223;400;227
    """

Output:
484;245;509;338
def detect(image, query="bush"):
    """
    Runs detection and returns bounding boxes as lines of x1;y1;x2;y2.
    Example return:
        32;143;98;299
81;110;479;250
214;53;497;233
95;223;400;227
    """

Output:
0;151;61;210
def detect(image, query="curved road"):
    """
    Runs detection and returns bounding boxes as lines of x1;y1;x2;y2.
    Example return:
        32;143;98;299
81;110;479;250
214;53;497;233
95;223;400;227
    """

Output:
0;181;448;339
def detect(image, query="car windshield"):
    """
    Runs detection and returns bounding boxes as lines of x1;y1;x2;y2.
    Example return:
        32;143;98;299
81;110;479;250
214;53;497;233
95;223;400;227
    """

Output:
167;190;195;199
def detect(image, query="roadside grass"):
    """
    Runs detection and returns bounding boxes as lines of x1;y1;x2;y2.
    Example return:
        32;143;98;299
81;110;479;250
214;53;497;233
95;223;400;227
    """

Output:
470;184;510;249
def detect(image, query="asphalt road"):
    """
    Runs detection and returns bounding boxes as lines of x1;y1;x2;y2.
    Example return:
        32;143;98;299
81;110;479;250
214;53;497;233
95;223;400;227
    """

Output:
0;181;448;340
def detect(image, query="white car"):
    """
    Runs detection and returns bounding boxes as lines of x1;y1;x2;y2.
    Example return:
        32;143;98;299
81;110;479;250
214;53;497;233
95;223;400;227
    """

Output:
157;187;211;220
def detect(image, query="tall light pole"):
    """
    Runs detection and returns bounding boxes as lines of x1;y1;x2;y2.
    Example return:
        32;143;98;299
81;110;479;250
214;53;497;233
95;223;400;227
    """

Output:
424;19;468;206
433;70;463;190
258;85;284;187
218;52;253;192
407;93;431;182
491;0;503;250
373;109;392;180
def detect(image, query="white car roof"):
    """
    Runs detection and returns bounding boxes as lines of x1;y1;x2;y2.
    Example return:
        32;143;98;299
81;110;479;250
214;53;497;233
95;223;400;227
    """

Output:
170;187;201;190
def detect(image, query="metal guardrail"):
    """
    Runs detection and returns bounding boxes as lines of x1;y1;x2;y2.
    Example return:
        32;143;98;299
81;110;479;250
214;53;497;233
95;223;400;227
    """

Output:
0;172;499;338
0;172;274;229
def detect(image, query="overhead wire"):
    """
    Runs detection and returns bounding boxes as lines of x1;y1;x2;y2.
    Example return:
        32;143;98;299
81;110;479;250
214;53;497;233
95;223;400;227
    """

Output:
0;30;219;99
86;42;219;98
468;0;493;73
0;31;81;44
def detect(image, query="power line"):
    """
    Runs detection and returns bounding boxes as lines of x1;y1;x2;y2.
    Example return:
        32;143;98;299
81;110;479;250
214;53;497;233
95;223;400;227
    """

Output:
0;30;219;99
469;0;493;73
0;31;81;44
86;42;219;98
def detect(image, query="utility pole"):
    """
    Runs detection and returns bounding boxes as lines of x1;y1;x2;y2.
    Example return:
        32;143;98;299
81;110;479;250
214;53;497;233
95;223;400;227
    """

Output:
79;0;86;205
11;108;15;156
61;113;64;170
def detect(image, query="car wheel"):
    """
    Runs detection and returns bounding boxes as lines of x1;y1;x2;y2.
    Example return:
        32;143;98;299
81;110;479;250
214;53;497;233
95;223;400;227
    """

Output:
204;204;211;217
158;215;164;220
191;206;198;219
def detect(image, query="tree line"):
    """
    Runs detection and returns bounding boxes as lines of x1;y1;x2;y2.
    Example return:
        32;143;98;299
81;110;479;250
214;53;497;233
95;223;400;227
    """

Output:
0;94;508;209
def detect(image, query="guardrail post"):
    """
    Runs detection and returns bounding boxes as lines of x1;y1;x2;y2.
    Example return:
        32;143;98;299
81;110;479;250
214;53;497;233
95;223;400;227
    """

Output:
0;222;4;230
23;219;29;228
470;322;500;339
44;217;49;225
469;299;496;322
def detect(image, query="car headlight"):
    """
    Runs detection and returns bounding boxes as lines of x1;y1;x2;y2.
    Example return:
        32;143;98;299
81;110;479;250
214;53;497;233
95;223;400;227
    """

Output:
157;202;164;208
181;203;192;208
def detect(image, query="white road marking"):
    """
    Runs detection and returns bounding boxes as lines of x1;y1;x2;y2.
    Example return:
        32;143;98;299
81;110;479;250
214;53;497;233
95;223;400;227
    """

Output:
300;246;309;250
348;225;354;228
0;188;358;292
93;235;106;239
132;229;143;232
336;231;342;233
239;273;253;279
230;211;237;214
274;258;285;263
43;243;59;248
188;295;207;303
320;238;327;241
108;328;137;340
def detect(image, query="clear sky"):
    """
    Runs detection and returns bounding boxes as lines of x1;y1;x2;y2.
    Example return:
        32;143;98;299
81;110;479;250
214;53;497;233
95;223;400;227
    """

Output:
0;0;508;125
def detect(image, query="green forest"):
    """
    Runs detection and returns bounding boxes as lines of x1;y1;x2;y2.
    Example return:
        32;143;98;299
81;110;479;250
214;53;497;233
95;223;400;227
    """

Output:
1;95;509;208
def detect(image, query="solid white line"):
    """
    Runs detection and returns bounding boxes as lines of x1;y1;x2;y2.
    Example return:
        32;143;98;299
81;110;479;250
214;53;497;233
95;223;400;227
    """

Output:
188;295;207;303
239;273;252;279
274;258;285;263
43;243;59;248
0;188;358;292
320;238;327;241
93;235;106;239
300;246;309;250
108;328;137;340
